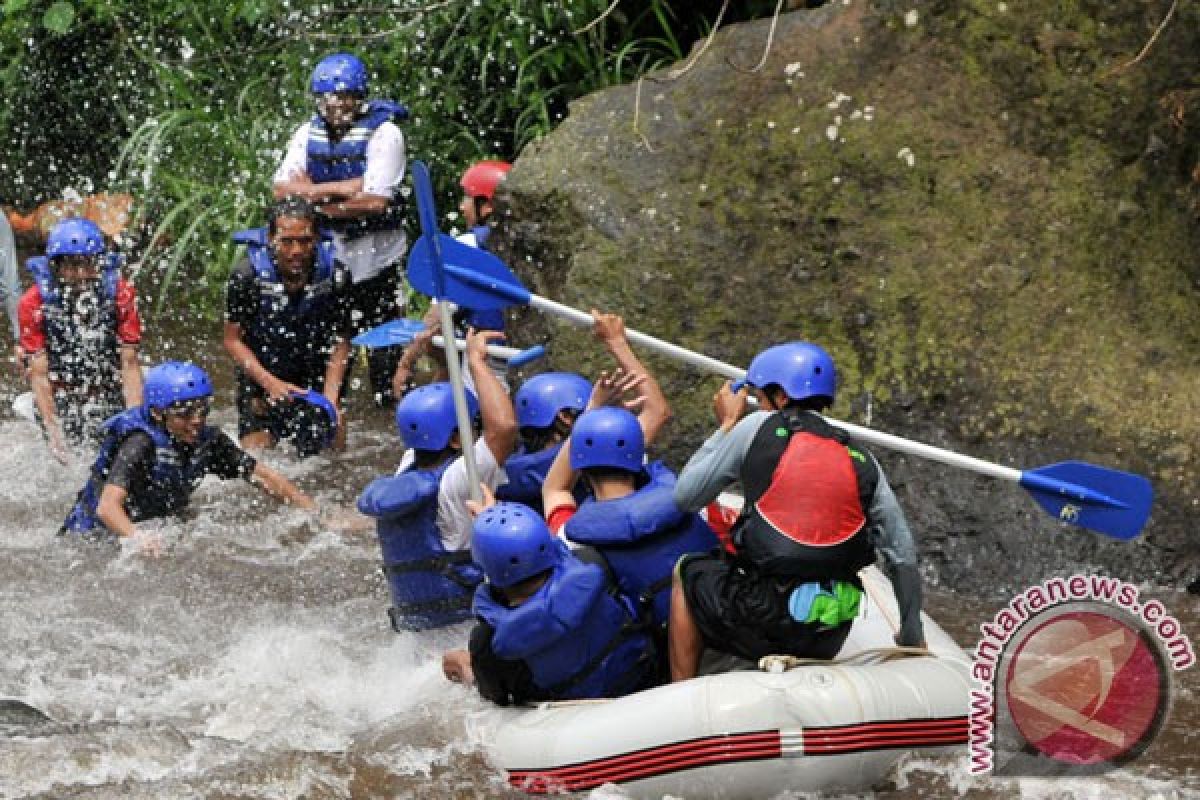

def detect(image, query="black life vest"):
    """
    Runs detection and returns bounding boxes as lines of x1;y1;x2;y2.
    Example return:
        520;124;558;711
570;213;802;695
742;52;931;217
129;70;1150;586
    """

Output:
231;227;341;382
27;254;122;393
734;410;879;581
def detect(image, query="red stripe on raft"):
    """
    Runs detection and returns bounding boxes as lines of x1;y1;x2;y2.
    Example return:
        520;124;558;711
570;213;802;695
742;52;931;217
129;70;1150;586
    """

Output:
506;717;968;794
509;730;782;793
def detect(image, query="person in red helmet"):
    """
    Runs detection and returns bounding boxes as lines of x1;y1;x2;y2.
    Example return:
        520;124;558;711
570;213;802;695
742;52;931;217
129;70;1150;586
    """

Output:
391;160;513;401
458;160;512;249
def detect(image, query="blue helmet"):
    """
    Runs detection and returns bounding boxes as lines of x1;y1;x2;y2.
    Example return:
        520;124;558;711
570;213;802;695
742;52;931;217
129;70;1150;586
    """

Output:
144;361;213;409
569;407;644;472
394;382;479;451
46;218;105;258
291;389;338;449
472;502;561;589
736;342;837;403
513;372;592;429
310;53;368;95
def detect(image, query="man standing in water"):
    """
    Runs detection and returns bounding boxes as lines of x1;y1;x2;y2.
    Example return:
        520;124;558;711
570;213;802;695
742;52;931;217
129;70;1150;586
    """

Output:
273;52;409;406
223;197;350;456
17;217;143;460
62;361;317;555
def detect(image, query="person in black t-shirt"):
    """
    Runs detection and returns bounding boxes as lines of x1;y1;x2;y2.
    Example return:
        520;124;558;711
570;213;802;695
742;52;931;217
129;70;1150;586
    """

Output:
223;197;351;457
62;361;318;555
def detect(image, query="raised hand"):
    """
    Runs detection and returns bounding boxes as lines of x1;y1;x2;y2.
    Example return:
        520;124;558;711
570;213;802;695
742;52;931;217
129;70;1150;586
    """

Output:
587;367;647;412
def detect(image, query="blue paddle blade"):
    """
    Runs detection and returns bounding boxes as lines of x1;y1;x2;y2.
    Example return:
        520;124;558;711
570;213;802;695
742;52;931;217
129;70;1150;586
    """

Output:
410;161;447;298
351;318;426;348
407;233;530;311
1019;461;1153;540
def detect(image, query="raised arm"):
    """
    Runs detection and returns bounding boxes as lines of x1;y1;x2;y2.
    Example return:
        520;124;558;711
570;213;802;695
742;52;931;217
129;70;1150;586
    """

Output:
591;310;672;445
467;328;517;466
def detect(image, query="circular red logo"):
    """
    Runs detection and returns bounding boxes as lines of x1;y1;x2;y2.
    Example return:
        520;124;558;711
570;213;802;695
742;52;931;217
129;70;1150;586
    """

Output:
1001;604;1170;769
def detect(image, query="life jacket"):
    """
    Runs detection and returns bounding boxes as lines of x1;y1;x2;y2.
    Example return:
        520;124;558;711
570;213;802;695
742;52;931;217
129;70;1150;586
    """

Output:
305;99;408;236
231;227;341;380
493;441;585;515
564;461;719;627
470;225;491;249
494;444;559;514
62;406;218;533
734;410;879;581
474;545;656;700
27;254;122;392
357;460;483;631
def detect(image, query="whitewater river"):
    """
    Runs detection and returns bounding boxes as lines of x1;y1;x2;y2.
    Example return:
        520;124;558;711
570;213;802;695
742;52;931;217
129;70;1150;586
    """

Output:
1;373;1196;799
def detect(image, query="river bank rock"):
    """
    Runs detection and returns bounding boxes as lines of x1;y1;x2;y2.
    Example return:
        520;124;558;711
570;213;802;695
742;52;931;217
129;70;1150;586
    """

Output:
489;1;1200;595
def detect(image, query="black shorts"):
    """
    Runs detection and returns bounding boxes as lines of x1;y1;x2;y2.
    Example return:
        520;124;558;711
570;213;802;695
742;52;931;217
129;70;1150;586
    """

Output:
235;373;334;457
678;552;851;663
346;267;404;403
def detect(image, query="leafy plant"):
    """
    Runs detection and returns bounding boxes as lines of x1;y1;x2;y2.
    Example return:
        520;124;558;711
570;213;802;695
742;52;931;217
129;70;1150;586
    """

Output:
0;0;777;318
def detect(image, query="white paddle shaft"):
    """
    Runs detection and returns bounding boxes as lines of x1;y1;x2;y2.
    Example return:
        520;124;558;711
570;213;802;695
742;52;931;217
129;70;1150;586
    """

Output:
431;335;522;361
437;301;482;503
527;295;1021;483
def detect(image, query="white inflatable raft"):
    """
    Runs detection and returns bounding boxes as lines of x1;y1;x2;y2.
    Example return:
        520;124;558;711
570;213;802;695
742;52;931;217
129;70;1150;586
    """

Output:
468;564;970;798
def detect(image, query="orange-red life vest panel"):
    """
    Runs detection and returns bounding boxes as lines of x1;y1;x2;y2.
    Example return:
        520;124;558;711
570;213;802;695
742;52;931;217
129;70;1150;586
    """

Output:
753;432;866;547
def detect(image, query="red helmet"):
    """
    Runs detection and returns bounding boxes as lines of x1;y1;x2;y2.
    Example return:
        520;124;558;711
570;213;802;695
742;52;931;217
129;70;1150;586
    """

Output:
460;160;512;200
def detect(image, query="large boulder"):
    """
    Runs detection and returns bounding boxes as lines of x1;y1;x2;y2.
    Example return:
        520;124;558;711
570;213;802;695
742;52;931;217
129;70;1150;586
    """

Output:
488;1;1200;595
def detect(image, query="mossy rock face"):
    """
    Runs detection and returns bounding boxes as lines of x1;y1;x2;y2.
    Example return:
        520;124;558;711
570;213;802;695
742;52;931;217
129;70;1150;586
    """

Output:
488;1;1200;594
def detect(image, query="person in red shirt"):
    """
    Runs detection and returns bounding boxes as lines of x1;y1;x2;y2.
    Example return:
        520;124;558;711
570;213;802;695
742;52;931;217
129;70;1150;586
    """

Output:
18;218;143;461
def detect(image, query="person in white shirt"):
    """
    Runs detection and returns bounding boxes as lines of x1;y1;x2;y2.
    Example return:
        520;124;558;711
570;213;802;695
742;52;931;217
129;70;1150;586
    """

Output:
356;328;517;631
273;52;409;406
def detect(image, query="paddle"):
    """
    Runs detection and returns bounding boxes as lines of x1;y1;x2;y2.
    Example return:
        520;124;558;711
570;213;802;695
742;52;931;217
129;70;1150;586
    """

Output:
408;160;482;502
351;318;547;368
407;243;1153;541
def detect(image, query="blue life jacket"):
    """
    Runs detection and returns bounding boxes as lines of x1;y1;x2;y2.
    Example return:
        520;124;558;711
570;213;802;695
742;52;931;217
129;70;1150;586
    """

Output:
564;461;719;627
357;460;483;631
471;225;491;249
27;254;122;390
305;99;408;235
495;442;590;516
231;227;341;381
63;406;218;533
474;545;656;700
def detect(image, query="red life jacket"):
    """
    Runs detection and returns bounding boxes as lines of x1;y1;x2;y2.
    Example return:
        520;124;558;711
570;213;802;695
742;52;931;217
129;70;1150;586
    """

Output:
734;410;878;580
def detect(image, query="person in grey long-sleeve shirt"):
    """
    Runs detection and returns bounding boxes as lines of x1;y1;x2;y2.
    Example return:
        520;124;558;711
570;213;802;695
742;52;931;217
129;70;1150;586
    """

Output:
667;342;925;681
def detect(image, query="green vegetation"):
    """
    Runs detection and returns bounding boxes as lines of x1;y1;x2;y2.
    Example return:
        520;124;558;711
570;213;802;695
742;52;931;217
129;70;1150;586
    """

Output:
0;0;782;316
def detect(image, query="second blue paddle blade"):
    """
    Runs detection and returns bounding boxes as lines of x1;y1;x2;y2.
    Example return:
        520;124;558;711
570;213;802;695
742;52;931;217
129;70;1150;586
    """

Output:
351;318;427;348
1020;461;1153;541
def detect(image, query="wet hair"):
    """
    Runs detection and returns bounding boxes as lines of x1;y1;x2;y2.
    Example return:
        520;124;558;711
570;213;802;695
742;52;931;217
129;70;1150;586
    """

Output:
497;569;552;607
412;445;457;470
784;395;832;412
760;383;831;412
267;196;318;235
580;465;639;484
519;409;579;453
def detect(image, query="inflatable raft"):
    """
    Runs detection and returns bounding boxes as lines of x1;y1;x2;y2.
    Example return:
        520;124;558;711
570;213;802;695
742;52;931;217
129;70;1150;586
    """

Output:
468;564;970;798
